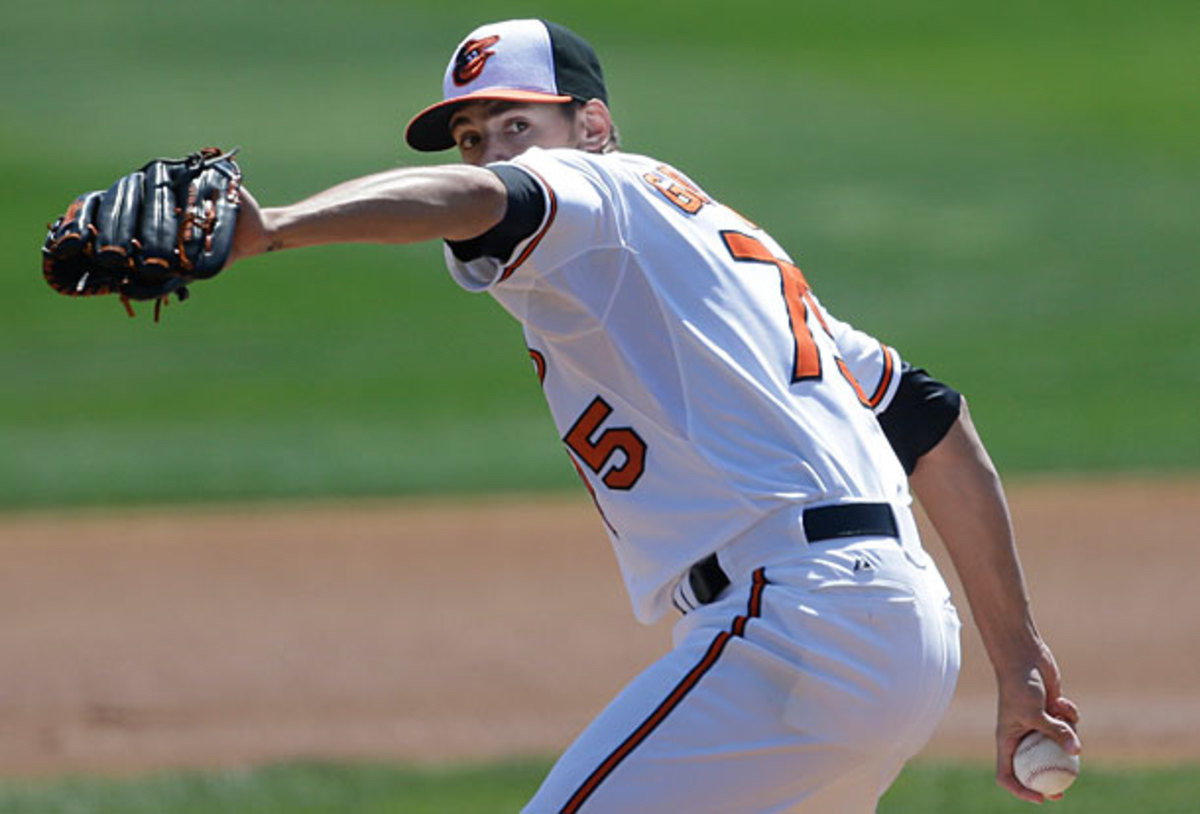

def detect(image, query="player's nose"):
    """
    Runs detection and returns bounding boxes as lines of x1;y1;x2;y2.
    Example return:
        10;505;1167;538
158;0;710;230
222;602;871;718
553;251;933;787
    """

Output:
480;146;512;164
479;135;515;165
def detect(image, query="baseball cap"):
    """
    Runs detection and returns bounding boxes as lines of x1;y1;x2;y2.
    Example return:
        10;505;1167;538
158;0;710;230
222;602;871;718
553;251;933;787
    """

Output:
405;19;608;152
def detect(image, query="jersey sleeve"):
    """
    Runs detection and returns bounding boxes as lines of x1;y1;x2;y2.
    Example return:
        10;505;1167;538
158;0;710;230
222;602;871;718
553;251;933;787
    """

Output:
813;298;961;472
444;164;546;267
876;364;962;474
815;301;903;414
443;147;625;292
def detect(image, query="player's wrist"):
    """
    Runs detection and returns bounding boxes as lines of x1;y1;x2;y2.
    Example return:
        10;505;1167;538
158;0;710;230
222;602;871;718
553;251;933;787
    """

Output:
256;208;287;255
977;614;1044;671
227;188;279;265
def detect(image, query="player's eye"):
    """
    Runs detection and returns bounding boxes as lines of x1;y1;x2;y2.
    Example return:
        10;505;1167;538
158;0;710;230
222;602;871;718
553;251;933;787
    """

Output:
456;132;481;150
505;119;530;135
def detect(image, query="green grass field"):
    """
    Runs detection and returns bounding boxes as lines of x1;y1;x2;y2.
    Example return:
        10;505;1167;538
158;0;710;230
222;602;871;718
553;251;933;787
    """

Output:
2;759;1199;813
2;0;1197;507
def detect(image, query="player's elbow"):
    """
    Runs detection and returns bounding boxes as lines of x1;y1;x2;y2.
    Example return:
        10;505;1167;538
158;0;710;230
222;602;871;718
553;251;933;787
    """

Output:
438;166;509;242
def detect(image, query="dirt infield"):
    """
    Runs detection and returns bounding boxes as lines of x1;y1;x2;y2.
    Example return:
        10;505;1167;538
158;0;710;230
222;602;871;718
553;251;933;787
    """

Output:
1;477;1197;777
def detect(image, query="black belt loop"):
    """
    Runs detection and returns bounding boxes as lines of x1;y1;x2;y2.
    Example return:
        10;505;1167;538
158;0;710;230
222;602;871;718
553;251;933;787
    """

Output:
683;503;898;610
688;553;729;606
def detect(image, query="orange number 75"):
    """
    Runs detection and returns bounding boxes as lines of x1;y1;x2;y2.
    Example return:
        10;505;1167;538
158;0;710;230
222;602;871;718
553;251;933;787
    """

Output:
721;231;823;383
722;231;871;405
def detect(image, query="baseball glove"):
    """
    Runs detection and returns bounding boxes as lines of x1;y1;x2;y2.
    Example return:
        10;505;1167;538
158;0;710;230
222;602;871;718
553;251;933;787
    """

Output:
41;148;242;320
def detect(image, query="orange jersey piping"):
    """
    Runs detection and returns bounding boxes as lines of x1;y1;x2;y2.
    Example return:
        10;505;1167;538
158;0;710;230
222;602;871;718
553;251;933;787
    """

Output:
499;166;557;282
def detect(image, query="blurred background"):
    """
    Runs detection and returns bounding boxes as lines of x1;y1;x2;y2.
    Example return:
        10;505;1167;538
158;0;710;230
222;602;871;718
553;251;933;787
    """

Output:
1;0;1198;811
3;0;1197;507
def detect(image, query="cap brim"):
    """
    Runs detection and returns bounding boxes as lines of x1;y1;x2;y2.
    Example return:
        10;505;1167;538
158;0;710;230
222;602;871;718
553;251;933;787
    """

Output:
404;89;574;152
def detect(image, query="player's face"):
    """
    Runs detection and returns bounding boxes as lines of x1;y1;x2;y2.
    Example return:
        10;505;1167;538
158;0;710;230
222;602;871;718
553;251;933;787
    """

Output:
449;101;579;166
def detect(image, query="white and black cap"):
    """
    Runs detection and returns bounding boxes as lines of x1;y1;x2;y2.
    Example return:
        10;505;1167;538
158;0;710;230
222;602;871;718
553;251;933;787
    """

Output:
405;19;608;152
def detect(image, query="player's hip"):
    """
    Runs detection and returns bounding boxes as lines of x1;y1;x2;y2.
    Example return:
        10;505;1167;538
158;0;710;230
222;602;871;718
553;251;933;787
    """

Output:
675;548;961;713
525;564;960;813
672;498;951;613
669;562;963;791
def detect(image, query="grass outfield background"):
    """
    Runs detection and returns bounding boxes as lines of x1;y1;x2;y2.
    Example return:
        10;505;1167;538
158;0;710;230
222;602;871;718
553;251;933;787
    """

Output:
2;0;1198;810
2;760;1200;813
2;0;1197;507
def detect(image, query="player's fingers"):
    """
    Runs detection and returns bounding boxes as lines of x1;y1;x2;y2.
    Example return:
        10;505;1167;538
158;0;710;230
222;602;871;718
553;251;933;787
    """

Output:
999;778;1045;804
1050;694;1081;727
995;730;1042;804
1037;712;1082;755
1035;648;1066;698
995;754;1046;805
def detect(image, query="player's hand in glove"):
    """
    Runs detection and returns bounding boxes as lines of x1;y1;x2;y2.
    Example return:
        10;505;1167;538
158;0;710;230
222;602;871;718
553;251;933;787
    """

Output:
41;148;242;320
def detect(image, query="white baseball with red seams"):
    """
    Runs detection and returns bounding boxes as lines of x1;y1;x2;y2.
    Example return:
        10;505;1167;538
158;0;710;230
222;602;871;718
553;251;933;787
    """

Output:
1013;731;1081;796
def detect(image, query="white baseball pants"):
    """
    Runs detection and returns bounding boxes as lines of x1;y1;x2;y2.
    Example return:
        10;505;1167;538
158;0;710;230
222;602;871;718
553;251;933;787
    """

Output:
523;532;961;813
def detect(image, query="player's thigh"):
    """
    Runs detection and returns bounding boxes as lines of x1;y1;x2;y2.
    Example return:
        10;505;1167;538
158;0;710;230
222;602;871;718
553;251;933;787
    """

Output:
522;572;956;814
522;625;802;814
767;565;961;755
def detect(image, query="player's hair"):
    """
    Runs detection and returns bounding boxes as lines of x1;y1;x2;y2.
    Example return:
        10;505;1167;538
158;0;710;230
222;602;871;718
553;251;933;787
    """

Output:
562;100;620;153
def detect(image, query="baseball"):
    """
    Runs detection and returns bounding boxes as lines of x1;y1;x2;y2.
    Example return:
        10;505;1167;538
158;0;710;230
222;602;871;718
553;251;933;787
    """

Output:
1013;731;1080;796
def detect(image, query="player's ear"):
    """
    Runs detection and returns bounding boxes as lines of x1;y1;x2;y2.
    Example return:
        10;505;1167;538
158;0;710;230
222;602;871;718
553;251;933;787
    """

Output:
576;99;614;153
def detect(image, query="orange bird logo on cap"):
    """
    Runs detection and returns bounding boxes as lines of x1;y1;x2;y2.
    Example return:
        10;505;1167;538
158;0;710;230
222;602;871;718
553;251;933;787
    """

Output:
453;35;501;86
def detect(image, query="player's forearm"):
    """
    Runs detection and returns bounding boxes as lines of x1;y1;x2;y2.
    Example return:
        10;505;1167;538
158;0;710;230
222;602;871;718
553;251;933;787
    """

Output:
245;165;507;257
908;400;1042;672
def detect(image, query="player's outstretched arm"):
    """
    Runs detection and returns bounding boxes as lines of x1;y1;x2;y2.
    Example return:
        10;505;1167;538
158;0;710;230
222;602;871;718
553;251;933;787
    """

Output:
229;165;508;265
908;400;1081;804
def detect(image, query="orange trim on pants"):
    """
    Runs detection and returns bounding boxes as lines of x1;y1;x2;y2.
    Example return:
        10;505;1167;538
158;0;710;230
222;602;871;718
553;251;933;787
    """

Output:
559;569;769;813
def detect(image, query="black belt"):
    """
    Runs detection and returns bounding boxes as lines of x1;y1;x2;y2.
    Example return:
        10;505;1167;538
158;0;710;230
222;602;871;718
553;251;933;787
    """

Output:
686;502;898;606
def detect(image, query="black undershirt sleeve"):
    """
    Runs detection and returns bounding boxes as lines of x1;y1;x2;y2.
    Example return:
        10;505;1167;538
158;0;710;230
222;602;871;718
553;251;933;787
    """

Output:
445;164;546;263
876;364;963;474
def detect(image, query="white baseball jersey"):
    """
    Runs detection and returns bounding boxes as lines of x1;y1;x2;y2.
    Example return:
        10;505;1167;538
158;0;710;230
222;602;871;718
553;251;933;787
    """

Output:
445;147;908;623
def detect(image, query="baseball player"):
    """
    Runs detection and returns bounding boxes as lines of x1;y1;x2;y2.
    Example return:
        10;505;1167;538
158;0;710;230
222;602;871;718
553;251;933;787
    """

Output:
226;19;1081;812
